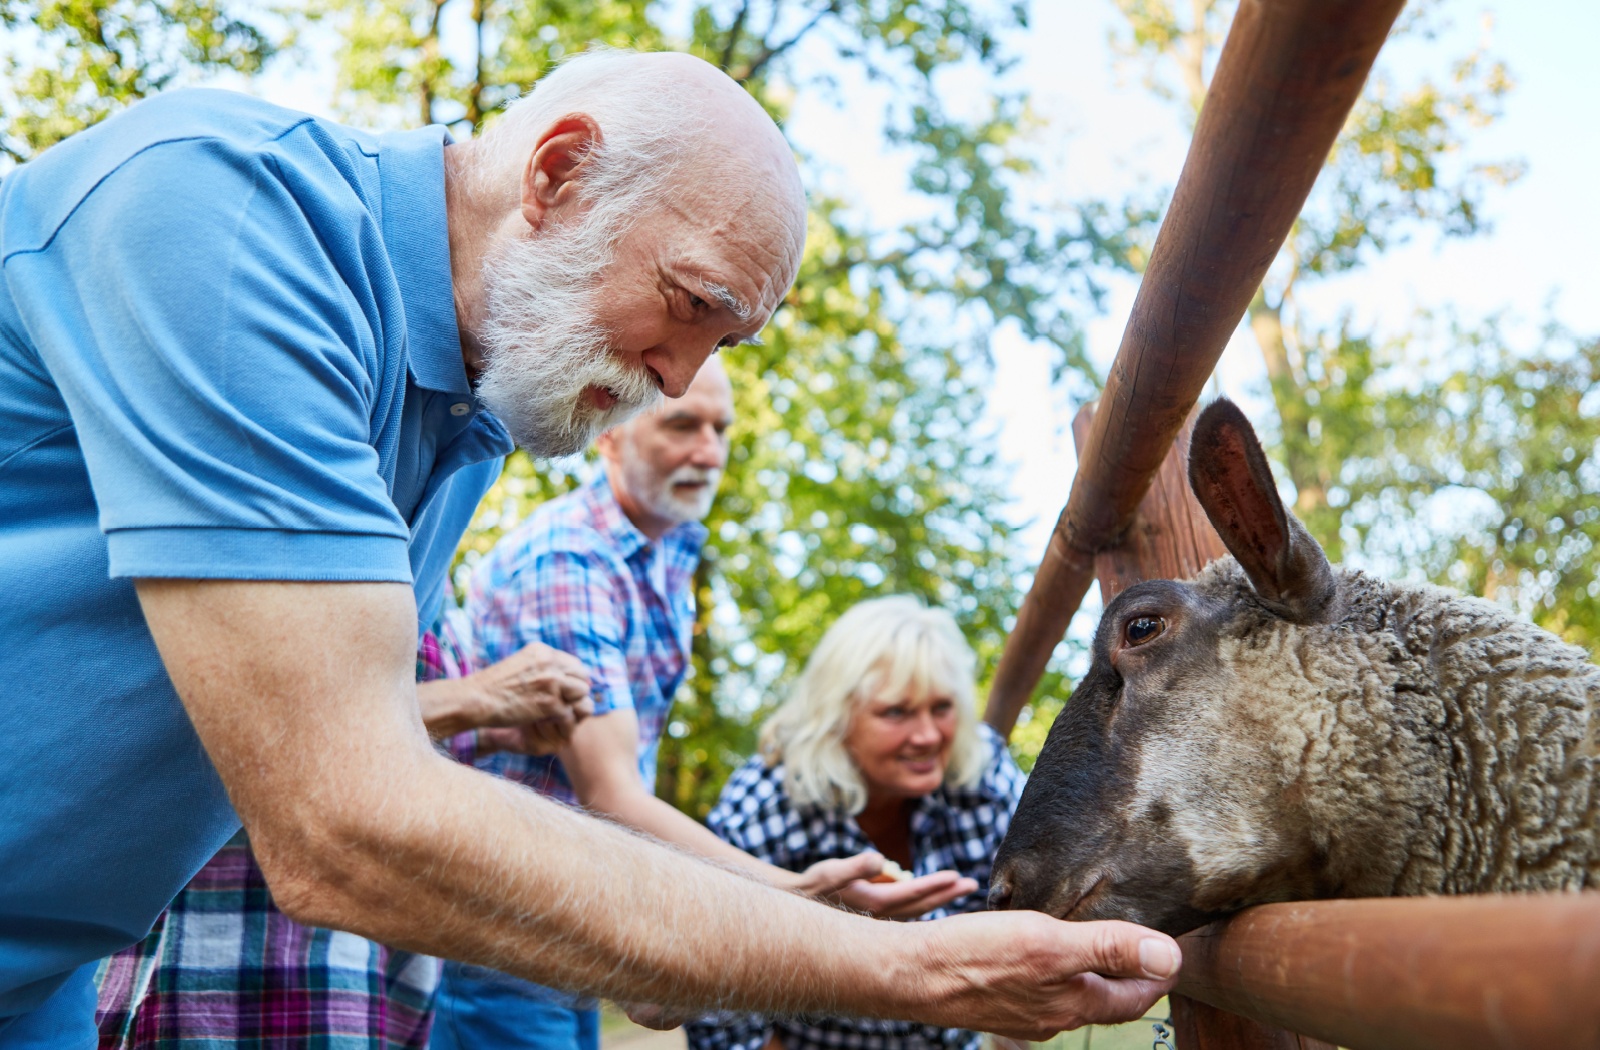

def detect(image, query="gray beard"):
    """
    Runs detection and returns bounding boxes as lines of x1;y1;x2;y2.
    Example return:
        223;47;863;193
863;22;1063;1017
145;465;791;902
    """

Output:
474;214;661;458
622;458;721;527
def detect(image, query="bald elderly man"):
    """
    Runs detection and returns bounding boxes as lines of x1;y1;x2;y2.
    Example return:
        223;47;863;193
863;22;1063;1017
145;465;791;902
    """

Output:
0;48;1180;1050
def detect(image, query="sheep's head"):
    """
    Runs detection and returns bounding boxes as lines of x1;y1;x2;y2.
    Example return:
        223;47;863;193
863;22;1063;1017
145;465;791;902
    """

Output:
991;399;1368;937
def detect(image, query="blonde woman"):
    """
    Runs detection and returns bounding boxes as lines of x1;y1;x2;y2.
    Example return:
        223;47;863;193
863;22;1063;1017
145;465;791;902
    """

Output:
686;596;1027;1050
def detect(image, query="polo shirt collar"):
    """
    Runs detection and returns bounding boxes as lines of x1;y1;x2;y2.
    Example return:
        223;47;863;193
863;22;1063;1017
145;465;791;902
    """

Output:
378;125;471;396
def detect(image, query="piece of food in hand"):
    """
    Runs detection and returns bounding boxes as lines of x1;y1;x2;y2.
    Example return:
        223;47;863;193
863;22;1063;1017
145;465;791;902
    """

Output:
869;859;912;884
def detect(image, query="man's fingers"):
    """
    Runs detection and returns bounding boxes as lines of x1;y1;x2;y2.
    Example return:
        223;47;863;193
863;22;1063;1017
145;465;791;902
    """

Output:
619;1002;686;1031
1065;972;1175;1028
536;713;575;744
1066;921;1182;982
558;675;591;704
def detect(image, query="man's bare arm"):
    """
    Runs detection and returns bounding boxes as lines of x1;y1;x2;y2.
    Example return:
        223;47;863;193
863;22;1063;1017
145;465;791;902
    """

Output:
135;578;1180;1039
560;708;978;917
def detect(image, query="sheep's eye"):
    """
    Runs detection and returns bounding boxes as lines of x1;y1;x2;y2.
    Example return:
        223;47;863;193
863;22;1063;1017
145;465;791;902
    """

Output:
1124;615;1166;647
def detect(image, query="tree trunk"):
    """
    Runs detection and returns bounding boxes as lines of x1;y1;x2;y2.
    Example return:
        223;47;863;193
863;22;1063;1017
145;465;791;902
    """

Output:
466;0;487;129
1247;292;1325;515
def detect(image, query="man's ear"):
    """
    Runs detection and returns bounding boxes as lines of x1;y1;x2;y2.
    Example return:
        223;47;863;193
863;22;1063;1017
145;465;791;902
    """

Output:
595;426;622;467
520;115;602;232
1188;399;1338;623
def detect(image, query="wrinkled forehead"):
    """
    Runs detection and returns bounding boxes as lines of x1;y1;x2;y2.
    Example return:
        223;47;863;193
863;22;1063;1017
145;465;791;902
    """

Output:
672;179;804;306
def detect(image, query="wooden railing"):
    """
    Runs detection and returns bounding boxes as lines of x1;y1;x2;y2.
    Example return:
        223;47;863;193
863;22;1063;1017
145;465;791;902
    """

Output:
1175;892;1600;1049
980;1;1600;1047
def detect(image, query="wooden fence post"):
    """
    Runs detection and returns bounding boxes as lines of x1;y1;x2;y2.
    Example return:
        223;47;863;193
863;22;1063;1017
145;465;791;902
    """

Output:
1068;402;1334;1050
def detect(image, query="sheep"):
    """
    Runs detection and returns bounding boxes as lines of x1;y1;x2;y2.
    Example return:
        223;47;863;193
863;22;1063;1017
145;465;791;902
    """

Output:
989;398;1600;937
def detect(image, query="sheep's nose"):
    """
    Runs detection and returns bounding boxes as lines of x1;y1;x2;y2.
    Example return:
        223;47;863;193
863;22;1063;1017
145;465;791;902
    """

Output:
988;868;1015;910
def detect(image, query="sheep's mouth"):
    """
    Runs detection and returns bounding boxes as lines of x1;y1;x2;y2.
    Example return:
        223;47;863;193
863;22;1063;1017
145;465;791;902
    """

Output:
1056;871;1110;920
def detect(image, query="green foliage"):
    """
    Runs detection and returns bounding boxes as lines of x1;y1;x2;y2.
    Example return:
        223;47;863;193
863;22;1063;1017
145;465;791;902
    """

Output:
659;196;1031;813
1110;0;1600;659
325;0;1125;812
0;0;280;163
1337;319;1600;653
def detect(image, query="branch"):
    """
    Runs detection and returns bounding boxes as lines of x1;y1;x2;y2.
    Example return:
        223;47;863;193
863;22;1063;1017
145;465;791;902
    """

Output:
735;0;838;84
467;0;488;129
718;0;753;72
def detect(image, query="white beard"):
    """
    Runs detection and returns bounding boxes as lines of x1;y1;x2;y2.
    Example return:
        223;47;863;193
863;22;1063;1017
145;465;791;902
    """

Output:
622;459;722;527
474;211;662;458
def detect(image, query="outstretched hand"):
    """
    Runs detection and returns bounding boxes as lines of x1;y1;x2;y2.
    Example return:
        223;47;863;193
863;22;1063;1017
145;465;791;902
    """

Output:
793;852;979;919
620;901;1179;1040
914;911;1182;1040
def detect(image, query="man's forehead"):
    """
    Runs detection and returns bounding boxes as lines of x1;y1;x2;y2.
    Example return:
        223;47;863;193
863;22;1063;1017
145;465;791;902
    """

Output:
670;191;803;310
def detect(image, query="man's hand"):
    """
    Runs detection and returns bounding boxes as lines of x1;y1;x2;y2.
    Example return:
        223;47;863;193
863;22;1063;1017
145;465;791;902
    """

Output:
912;912;1181;1039
618;1001;686;1031
418;640;592;752
793;853;979;919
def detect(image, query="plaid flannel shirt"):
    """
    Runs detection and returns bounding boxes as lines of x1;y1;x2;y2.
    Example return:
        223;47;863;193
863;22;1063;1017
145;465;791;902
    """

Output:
684;724;1026;1050
92;621;474;1049
462;470;706;805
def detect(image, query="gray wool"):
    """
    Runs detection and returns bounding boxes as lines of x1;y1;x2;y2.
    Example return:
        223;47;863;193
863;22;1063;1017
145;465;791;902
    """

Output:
1194;556;1599;898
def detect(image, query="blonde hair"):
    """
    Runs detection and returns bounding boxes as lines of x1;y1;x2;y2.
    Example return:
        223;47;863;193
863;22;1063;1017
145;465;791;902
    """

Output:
758;596;985;814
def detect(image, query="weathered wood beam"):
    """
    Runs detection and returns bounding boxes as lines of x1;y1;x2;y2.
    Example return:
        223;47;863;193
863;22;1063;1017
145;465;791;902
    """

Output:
984;0;1407;736
1175;892;1600;1050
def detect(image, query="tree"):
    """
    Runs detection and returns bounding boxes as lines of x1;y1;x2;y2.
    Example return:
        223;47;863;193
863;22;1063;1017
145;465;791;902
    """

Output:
0;0;281;164
1110;0;1521;550
1109;1;1600;655
1337;317;1600;652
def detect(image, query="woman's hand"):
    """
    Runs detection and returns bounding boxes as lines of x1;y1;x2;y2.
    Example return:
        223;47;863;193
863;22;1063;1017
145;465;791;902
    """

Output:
792;852;979;919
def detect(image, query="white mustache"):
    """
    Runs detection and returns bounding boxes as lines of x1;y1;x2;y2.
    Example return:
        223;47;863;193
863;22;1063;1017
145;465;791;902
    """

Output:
667;466;720;488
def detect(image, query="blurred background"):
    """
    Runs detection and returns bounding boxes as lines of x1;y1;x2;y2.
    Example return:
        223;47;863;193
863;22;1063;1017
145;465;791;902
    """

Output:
4;0;1596;820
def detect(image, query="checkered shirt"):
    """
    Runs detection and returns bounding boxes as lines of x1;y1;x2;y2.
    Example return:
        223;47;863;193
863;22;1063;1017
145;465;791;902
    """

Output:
684;723;1026;1050
462;470;706;804
92;621;473;1049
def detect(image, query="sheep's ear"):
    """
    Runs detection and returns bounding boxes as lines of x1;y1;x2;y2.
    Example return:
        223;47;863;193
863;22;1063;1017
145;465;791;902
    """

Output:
1188;399;1338;623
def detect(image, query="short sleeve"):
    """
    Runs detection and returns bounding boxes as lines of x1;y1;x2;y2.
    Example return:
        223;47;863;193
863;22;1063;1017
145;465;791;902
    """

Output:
8;136;411;581
470;548;635;716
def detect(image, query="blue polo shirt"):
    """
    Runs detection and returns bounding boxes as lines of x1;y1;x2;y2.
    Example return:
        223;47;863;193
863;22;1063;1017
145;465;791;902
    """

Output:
0;90;512;1038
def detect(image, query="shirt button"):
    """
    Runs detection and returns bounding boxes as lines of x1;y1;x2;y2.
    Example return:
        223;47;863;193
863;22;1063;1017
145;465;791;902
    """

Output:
450;403;472;417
